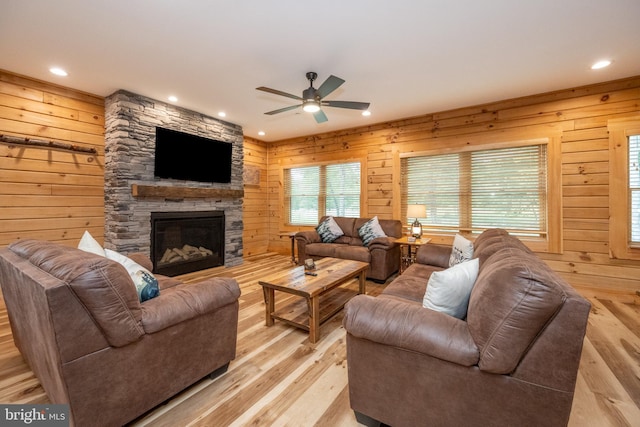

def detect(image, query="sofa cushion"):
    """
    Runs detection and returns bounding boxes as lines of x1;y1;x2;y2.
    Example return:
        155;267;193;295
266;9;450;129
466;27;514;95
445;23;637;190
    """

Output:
467;246;566;374
449;234;474;266
357;216;387;246
473;229;532;266
381;262;444;303
334;245;371;263
304;242;340;258
423;258;479;319
316;216;344;243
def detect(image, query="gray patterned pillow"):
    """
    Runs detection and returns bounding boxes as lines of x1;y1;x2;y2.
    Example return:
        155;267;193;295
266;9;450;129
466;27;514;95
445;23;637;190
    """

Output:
358;216;387;246
316;216;344;243
449;234;474;266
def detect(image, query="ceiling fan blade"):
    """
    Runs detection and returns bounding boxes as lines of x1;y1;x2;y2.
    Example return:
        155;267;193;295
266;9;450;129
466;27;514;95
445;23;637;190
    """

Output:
256;86;303;101
322;100;370;110
264;104;301;115
316;75;345;99
313;109;328;123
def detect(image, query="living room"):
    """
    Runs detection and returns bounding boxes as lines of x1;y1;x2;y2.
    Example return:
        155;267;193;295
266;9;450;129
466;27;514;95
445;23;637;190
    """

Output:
1;1;640;426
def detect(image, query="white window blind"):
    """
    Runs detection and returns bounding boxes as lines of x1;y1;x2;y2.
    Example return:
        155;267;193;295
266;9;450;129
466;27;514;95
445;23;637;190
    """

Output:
325;163;361;217
630;135;640;243
401;144;547;236
285;162;360;225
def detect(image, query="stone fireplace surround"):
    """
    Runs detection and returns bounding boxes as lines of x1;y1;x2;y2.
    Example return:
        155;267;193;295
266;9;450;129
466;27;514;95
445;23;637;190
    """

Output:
104;90;244;268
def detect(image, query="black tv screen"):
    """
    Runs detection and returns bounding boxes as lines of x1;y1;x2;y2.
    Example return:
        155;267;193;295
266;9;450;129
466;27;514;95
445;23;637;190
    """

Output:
154;127;232;183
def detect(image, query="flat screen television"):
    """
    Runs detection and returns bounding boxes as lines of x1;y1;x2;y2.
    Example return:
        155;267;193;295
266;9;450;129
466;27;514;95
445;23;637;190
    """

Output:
154;127;232;183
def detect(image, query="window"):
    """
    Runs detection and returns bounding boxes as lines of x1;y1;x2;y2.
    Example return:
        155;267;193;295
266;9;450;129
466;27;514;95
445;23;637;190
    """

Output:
609;118;640;260
630;135;640;243
284;162;361;225
401;144;548;237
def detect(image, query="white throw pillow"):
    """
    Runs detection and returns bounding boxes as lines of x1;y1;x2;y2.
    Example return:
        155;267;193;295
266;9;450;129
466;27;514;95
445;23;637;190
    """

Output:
423;258;479;319
77;230;106;257
105;249;160;302
449;234;474;267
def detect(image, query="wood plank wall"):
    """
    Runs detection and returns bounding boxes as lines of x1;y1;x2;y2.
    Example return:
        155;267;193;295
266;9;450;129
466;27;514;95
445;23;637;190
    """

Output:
0;70;105;246
243;136;270;256
266;76;640;297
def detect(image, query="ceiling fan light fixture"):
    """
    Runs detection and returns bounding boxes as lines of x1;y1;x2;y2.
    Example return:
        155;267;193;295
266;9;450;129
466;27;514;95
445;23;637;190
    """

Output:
302;100;321;113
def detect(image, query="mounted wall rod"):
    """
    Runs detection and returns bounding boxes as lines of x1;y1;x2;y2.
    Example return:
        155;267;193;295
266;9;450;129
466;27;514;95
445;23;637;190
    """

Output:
0;134;98;154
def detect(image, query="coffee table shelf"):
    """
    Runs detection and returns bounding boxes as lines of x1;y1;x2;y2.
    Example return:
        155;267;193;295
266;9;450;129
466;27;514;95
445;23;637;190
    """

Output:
259;257;369;343
271;287;358;331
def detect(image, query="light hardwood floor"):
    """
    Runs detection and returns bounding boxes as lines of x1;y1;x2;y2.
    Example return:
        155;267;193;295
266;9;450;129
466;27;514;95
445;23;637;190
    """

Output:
0;253;639;426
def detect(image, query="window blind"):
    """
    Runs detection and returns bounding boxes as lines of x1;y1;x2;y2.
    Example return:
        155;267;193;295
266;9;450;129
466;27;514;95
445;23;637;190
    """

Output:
630;135;640;243
325;163;361;217
402;144;547;236
284;162;360;225
285;166;320;225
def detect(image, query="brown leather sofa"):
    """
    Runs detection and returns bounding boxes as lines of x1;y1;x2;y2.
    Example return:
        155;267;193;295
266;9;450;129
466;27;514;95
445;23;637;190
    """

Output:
295;216;403;282
0;239;241;427
343;229;591;427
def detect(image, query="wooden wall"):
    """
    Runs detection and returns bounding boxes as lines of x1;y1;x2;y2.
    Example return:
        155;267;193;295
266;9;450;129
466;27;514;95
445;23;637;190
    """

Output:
266;76;640;297
0;70;105;246
2;68;639;297
243;136;270;256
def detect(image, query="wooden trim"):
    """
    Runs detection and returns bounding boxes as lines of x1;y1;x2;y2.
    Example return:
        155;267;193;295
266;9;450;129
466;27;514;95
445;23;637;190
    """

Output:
395;130;562;253
131;184;243;199
608;117;640;260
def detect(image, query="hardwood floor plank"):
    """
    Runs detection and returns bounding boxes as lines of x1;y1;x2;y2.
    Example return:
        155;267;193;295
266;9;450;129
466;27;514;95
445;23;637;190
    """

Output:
587;299;640;408
0;253;638;426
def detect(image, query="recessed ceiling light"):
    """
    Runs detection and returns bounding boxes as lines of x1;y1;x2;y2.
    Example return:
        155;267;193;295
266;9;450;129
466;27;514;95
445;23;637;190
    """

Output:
362;110;371;117
591;60;612;70
218;112;226;117
258;131;265;136
49;67;68;77
168;95;178;102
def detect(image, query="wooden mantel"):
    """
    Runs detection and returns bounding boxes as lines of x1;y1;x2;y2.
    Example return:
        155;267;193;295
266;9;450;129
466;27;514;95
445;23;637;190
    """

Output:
131;184;244;199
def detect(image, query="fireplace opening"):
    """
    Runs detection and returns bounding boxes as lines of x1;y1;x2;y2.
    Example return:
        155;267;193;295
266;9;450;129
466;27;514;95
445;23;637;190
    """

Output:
151;211;224;276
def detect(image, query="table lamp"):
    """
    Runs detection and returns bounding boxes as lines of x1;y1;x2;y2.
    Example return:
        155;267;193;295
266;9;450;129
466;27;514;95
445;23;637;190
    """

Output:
407;204;426;238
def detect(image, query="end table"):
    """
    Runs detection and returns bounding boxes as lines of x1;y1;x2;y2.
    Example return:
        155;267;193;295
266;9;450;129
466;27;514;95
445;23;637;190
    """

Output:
396;236;432;274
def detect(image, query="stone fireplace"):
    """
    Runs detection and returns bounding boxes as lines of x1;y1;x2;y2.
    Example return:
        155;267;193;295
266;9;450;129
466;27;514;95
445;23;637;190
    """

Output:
104;90;244;270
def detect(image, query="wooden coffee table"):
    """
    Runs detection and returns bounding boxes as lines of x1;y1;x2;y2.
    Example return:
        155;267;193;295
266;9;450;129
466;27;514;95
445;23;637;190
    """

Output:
259;257;369;343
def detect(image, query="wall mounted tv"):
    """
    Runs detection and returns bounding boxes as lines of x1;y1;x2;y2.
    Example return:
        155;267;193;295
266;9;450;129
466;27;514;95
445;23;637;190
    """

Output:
154;127;232;184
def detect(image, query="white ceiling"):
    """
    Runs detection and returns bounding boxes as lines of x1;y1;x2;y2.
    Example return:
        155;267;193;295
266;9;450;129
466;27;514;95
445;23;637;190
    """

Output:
2;1;640;141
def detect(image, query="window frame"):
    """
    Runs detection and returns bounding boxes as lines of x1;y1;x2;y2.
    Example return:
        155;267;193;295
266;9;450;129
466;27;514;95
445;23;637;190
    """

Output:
608;117;640;260
282;159;364;227
395;131;562;253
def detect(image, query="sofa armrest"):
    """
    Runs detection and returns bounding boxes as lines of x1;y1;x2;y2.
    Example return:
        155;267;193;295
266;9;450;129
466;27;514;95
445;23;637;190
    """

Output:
295;230;321;244
367;236;397;251
141;277;240;334
415;244;451;268
295;230;321;263
343;295;479;366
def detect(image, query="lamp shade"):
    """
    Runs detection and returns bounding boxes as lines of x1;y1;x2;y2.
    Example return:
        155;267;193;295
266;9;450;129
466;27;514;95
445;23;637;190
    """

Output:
407;204;426;219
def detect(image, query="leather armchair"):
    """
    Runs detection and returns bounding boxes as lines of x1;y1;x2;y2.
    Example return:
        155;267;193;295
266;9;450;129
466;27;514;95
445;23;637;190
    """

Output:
0;239;240;427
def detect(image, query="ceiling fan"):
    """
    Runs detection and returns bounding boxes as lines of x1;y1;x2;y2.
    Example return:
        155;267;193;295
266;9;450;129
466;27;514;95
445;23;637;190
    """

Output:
256;72;370;123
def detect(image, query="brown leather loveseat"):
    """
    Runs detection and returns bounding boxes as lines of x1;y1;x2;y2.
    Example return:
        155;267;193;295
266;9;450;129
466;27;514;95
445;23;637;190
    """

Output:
295;216;403;282
343;229;591;427
0;239;241;427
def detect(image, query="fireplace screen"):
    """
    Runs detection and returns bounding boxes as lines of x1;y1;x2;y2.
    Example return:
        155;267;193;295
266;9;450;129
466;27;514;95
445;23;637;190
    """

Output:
151;211;224;276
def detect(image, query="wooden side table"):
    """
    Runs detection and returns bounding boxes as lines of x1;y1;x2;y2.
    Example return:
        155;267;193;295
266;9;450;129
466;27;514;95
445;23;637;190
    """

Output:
396;236;432;274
